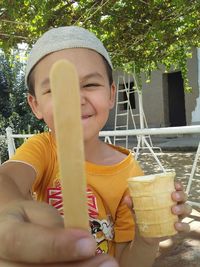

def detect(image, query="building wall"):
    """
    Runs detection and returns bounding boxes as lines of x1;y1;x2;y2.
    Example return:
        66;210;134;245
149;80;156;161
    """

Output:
190;48;200;124
142;68;166;127
104;48;199;130
185;48;199;125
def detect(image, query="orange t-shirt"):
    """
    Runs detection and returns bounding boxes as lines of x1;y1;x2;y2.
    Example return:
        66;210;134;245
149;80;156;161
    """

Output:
10;132;144;255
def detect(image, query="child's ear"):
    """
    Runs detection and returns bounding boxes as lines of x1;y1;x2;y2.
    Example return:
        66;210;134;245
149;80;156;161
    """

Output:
27;93;43;120
109;82;116;109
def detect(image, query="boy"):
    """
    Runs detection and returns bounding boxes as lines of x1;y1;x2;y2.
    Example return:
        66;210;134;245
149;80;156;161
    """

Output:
0;26;191;267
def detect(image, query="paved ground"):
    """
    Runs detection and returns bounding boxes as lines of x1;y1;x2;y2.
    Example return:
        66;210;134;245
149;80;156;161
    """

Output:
153;208;200;267
136;150;200;267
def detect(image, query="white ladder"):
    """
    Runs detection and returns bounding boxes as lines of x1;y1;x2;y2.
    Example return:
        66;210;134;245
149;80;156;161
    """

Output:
114;74;161;150
114;75;132;148
113;73;164;172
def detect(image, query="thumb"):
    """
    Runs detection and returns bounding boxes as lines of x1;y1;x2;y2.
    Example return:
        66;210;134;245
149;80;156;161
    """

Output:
0;201;96;263
122;195;134;210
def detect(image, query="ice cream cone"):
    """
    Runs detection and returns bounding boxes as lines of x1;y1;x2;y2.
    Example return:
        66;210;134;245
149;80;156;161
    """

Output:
128;172;178;238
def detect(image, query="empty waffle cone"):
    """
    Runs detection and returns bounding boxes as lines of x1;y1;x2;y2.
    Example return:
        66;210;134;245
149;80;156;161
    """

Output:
128;172;178;238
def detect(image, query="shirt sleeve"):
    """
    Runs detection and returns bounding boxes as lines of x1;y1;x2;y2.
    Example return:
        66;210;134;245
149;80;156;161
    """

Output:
9;134;48;180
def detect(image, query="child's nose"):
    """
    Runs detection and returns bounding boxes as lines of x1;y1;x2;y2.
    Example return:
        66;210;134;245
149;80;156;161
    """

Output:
80;90;86;105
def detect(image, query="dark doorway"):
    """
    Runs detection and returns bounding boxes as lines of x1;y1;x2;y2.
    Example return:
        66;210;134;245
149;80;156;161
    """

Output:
167;71;186;126
122;81;136;110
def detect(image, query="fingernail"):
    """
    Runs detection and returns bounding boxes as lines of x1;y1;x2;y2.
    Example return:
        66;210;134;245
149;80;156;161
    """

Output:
76;238;96;257
175;222;182;230
175;192;181;200
173;206;181;214
99;261;118;267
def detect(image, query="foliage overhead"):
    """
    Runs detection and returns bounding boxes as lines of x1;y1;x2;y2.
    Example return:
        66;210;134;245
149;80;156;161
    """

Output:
0;52;45;134
0;52;46;161
0;0;200;90
0;1;199;161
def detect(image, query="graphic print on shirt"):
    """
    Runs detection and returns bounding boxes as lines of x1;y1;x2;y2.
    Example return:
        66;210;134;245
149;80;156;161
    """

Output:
47;179;63;215
87;187;114;254
47;179;114;254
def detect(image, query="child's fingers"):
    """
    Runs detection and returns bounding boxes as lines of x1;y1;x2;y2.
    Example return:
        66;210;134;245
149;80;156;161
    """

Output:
172;203;192;218
171;185;192;220
0;254;118;267
175;221;190;233
174;181;183;191
171;190;188;203
122;195;133;209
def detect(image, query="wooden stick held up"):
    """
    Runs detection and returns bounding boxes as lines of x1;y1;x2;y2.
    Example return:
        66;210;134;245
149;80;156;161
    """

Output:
50;60;89;230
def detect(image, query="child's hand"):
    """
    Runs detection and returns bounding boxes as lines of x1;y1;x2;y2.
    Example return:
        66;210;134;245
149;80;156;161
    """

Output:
171;181;192;232
125;180;192;245
142;181;192;246
0;200;118;267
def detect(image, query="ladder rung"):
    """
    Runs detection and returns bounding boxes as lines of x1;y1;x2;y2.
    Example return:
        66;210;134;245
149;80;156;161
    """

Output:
117;100;129;104
115;138;127;141
117;112;128;117
118;88;135;94
115;125;127;129
118;88;128;92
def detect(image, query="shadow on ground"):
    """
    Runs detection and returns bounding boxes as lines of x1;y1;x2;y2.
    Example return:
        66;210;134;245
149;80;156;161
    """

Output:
137;152;200;267
153;209;200;267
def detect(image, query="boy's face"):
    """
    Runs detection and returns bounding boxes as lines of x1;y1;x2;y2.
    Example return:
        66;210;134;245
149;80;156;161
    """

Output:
28;48;116;142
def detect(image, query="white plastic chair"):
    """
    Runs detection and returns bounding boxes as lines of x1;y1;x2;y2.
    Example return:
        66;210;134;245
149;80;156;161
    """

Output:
186;141;200;208
5;127;200;208
6;127;33;158
0;134;6;164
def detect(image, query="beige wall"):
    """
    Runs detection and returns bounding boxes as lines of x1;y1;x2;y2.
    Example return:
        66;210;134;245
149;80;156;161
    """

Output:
142;68;166;127
185;48;199;124
104;48;199;130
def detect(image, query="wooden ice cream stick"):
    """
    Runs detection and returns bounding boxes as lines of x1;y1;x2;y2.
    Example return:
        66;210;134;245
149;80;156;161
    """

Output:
50;60;89;230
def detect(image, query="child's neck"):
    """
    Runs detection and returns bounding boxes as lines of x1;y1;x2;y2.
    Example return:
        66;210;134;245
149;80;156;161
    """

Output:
84;138;127;165
84;137;103;162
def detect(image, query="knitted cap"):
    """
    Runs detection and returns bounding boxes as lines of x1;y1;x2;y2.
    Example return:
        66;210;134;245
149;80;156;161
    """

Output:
25;26;112;86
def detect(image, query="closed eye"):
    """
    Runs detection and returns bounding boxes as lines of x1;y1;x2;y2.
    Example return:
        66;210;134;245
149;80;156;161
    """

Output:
84;83;101;88
43;89;51;95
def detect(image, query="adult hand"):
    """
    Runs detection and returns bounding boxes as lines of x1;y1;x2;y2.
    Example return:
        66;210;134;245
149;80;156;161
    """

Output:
0;255;117;267
0;200;118;267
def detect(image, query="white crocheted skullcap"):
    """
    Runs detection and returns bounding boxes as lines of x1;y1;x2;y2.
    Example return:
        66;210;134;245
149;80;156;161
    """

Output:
25;26;113;86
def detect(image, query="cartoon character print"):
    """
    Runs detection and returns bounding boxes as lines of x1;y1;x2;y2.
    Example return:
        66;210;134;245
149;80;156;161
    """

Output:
101;217;114;240
90;217;114;254
87;188;114;254
47;180;114;254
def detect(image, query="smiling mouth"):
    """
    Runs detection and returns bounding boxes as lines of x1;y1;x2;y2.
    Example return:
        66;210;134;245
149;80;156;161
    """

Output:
81;115;92;119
